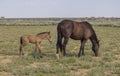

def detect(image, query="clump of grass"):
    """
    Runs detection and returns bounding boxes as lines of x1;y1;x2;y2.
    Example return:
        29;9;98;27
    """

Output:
38;65;68;73
12;56;34;65
112;68;120;75
102;55;113;62
87;67;105;76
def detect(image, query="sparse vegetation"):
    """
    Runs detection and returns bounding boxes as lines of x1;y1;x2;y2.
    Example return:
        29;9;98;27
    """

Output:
0;18;120;76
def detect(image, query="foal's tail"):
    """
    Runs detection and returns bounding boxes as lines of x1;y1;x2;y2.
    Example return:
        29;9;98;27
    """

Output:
56;23;62;51
20;36;23;45
19;37;22;55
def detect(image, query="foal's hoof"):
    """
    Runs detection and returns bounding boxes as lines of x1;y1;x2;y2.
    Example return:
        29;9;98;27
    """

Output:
33;56;36;59
82;54;85;56
19;53;24;56
95;55;98;57
40;55;43;58
22;53;24;55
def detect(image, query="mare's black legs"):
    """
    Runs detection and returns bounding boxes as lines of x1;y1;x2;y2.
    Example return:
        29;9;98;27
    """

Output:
78;39;87;57
56;37;63;54
62;38;69;56
56;37;69;56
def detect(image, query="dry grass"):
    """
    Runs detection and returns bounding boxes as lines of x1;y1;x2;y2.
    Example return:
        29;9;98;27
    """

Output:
0;19;120;76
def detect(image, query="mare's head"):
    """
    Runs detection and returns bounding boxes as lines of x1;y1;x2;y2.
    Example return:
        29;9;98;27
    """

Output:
92;39;100;56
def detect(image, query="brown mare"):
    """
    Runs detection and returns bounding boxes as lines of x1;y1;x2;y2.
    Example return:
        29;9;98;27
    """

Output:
19;32;52;58
56;20;99;57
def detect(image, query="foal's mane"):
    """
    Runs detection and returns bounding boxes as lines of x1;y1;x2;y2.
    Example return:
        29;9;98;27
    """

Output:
36;32;50;35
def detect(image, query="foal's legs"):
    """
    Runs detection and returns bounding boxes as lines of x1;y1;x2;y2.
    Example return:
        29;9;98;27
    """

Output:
78;39;87;57
33;43;38;58
19;44;26;56
33;42;42;58
37;44;43;58
19;45;24;56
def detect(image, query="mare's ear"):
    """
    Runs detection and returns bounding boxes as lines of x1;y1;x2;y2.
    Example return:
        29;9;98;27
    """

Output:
98;40;100;42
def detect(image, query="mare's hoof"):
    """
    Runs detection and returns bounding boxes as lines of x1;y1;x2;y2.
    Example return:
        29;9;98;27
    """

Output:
78;55;81;58
56;54;59;60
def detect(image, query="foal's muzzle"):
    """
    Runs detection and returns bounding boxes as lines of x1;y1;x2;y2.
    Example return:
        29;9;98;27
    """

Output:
49;41;52;44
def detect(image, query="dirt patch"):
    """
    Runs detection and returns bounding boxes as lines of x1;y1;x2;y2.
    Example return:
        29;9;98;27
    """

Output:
0;49;2;52
71;46;79;52
115;54;120;59
104;71;112;76
29;62;40;68
104;70;118;76
0;58;11;65
27;62;50;68
0;48;6;52
70;69;90;76
92;57;101;62
0;55;18;65
0;71;12;76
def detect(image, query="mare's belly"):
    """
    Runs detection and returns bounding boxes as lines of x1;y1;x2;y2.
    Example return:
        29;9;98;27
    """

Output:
70;34;82;40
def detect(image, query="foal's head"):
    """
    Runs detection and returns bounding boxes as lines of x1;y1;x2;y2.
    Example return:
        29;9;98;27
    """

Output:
37;32;52;43
46;32;52;43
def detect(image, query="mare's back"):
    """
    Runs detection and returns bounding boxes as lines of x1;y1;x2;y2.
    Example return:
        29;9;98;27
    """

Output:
59;20;93;30
59;20;73;29
59;20;94;40
72;21;93;40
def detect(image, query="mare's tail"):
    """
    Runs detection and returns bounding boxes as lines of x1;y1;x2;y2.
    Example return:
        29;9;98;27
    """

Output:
56;23;62;53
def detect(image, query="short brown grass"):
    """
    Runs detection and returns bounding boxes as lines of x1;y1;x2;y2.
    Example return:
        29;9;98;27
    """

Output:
0;19;120;76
